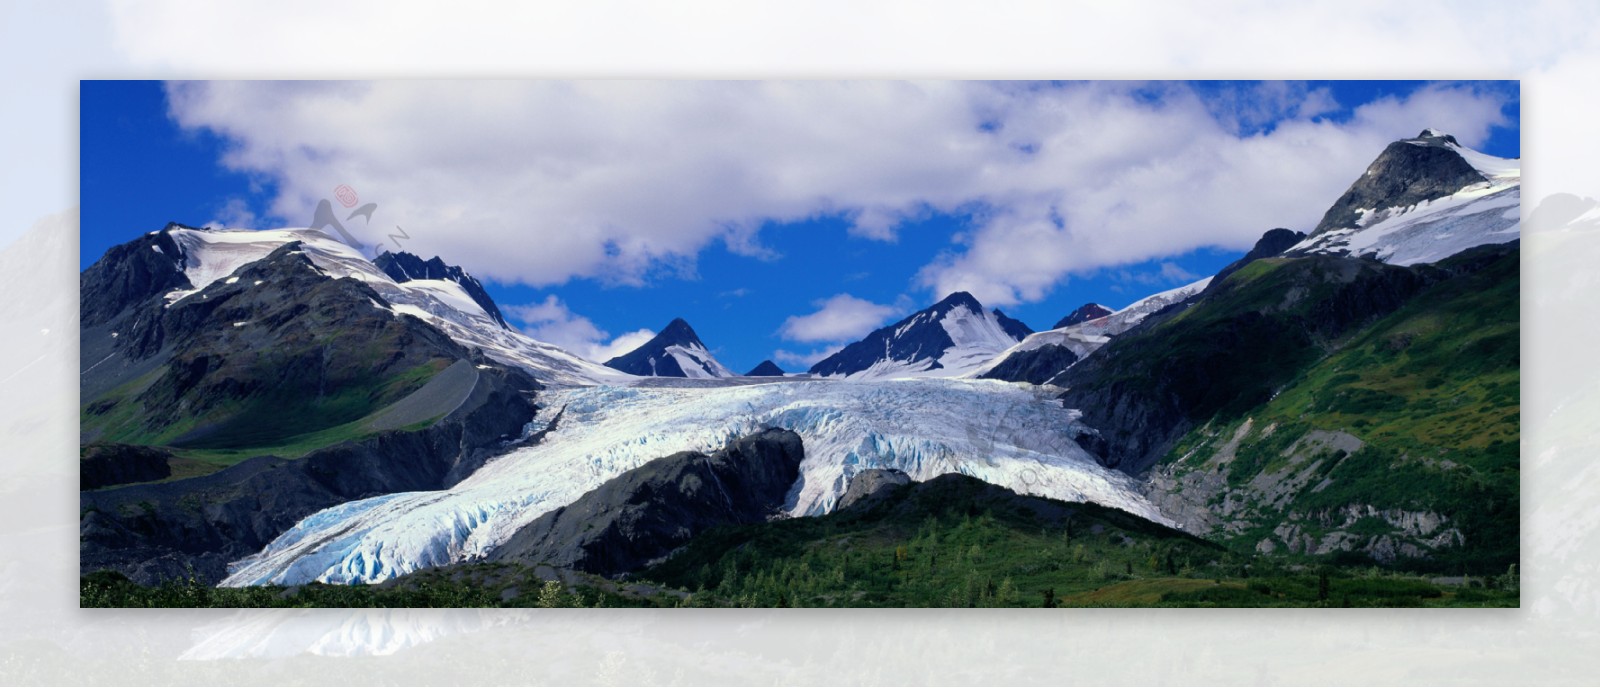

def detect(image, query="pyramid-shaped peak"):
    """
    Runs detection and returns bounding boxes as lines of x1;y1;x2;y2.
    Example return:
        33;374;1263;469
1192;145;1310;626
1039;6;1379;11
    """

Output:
1310;130;1488;236
657;318;705;346
745;360;786;377
1053;303;1114;329
933;291;984;312
604;317;731;378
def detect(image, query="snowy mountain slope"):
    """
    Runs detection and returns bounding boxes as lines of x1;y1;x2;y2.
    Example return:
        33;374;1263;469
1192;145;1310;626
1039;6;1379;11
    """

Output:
809;292;1032;379
1290;129;1521;266
1054;303;1113;329
374;251;509;329
221;378;1169;586
155;226;627;386
603;318;733;378
969;276;1212;378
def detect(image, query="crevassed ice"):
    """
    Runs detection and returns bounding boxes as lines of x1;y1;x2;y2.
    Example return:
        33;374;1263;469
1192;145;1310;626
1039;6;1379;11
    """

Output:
221;378;1170;587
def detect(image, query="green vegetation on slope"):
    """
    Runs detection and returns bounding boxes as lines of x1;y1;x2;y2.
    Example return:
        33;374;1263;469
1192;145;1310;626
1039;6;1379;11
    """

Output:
1161;247;1520;574
82;473;1519;608
81;359;452;480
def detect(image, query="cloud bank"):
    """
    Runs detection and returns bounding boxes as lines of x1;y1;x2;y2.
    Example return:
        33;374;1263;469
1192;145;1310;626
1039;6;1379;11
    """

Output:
779;294;898;343
165;80;1512;308
503;296;655;363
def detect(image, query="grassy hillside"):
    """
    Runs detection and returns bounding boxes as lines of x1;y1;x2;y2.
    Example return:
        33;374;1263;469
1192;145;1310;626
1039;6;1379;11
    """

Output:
1156;247;1519;573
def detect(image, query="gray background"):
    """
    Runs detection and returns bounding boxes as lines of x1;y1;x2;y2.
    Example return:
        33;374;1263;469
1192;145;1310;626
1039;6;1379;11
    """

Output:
2;1;1595;684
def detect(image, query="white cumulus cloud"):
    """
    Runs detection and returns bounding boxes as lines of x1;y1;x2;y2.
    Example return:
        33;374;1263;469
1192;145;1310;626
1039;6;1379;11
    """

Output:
778;294;898;343
503;295;654;363
772;346;845;369
161;80;1514;308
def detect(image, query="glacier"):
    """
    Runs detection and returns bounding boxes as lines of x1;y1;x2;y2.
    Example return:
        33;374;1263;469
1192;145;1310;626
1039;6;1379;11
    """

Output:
221;377;1170;586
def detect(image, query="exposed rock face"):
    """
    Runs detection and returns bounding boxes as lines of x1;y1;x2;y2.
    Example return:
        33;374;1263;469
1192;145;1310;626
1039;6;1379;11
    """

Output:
373;251;509;328
1204;228;1307;293
78;223;195;328
977;343;1079;385
80;444;173;490
809;292;1028;378
603;318;731;378
1310;129;1487;236
489;428;804;577
1053;303;1113;329
745;360;786;377
991;309;1035;340
836;468;913;511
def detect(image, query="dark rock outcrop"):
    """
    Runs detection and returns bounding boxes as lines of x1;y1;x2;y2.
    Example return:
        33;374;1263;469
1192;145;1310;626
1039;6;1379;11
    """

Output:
745;360;786;377
1310;129;1487;236
80;444;173;490
1053;303;1113;329
373;251;508;328
603;318;727;377
978;343;1080;385
489;428;804;577
836;468;912;511
78;224;192;327
992;309;1034;340
809;292;1026;377
1205;228;1307;293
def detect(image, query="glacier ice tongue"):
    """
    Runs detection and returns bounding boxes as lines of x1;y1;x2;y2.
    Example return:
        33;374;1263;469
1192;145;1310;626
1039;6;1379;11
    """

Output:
221;378;1171;586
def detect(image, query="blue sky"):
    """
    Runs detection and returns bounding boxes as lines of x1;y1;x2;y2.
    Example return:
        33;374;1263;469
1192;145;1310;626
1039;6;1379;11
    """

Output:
81;80;1519;373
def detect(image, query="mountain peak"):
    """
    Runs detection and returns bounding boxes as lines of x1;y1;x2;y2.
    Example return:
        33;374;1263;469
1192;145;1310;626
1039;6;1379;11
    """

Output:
657;317;704;346
372;251;508;328
1310;131;1488;236
604;318;731;378
745;360;786;377
1053;303;1114;330
933;291;983;312
809;292;1030;378
1413;128;1460;146
1207;227;1307;291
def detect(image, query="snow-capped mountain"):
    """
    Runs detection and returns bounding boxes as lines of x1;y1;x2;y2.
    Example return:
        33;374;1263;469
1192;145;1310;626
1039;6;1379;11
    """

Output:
221;378;1166;586
373;251;509;329
1053;303;1113;329
970;276;1212;379
809;292;1034;379
143;225;626;386
1289;129;1520;266
603;318;733;378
